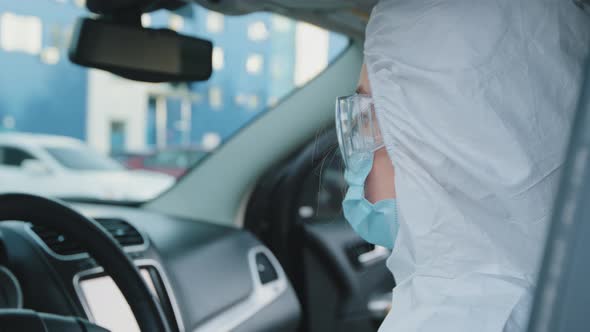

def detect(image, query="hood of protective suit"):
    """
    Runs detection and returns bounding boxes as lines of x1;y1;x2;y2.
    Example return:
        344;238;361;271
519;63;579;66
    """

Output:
364;0;590;331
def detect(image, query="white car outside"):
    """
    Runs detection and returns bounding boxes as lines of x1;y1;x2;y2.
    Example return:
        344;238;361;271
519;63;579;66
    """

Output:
0;133;175;201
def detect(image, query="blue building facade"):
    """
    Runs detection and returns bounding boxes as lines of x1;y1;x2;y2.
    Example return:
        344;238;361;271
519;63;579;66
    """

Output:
0;1;87;139
0;0;347;152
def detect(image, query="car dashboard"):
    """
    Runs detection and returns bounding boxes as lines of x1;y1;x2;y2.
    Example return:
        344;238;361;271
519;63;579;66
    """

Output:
0;203;301;332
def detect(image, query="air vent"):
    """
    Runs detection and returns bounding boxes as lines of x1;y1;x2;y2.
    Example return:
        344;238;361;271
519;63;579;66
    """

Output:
31;218;145;257
95;218;144;247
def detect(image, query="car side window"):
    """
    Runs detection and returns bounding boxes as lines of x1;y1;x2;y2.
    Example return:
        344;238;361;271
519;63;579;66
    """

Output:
297;150;346;223
0;146;37;167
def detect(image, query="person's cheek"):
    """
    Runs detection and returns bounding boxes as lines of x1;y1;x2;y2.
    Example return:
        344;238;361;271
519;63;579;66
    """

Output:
364;147;396;203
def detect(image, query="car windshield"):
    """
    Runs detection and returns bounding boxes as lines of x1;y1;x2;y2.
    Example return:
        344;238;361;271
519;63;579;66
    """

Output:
45;146;123;171
0;1;348;202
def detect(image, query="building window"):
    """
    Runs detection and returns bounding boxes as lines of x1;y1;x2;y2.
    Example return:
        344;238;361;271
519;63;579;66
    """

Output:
271;15;292;32
109;121;127;153
2;115;15;130
63;25;74;49
168;14;184;31
234;93;260;110
212;47;224;70
209;87;223;109
245;54;264;75
40;46;60;65
247;95;259;110
267;96;279;108
146;96;158;147
247;21;269;42
235;93;247;106
0;13;42;55
202;132;221;151
294;22;329;87
206;12;224;33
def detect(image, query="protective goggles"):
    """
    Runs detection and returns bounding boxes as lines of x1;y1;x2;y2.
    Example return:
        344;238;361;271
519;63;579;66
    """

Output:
335;94;384;170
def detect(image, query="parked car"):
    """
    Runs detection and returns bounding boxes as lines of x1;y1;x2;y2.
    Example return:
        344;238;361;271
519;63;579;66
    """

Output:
111;150;153;170
0;133;175;201
114;147;208;178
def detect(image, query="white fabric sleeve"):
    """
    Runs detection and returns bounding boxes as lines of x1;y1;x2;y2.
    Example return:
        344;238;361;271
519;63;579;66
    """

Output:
364;0;590;331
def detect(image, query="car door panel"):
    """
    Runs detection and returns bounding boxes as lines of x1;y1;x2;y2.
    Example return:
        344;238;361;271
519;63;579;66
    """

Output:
246;129;395;332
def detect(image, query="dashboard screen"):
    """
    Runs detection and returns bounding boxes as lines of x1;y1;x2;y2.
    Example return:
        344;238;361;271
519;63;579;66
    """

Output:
79;269;158;332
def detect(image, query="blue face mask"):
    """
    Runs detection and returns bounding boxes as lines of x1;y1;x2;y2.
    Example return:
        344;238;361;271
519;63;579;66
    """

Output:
342;154;399;249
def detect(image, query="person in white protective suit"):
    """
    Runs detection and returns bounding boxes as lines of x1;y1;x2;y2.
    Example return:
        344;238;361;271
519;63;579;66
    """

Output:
335;0;590;331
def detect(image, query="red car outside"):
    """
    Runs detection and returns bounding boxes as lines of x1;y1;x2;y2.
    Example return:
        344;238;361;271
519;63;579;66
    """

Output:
114;147;208;179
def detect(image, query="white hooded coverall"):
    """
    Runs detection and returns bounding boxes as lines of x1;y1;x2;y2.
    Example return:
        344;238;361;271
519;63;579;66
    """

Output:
364;0;590;331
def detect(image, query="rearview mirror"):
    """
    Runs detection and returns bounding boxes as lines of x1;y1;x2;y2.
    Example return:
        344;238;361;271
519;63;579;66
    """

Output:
69;18;213;83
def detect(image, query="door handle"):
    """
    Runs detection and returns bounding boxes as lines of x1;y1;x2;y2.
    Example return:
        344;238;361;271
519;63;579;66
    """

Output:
357;245;390;267
368;292;392;320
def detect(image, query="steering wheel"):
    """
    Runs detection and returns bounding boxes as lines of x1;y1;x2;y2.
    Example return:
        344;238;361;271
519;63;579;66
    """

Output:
0;193;170;332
